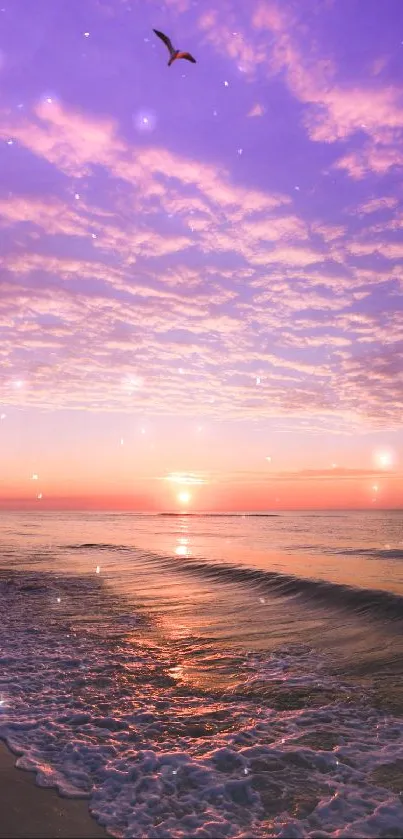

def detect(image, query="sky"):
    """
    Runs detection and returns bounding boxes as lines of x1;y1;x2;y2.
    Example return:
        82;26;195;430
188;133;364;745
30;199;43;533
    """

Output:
0;0;402;511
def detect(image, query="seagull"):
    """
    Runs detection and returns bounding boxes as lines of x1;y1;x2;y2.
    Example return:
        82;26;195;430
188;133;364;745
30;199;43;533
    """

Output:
153;29;196;66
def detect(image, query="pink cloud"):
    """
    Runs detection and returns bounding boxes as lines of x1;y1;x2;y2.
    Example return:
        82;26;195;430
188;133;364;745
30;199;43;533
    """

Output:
356;197;399;215
247;103;265;117
198;9;268;75
335;140;403;179
1;100;402;431
1;102;289;223
0;195;90;237
192;0;403;176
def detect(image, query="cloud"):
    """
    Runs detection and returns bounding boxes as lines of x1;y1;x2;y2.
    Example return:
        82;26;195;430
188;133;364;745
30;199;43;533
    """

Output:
355;197;399;216
192;0;403;178
1;101;288;218
268;467;398;482
250;1;403;149
0;196;89;237
198;8;268;75
247;103;265;117
334;138;403;180
161;472;209;485
0;99;401;430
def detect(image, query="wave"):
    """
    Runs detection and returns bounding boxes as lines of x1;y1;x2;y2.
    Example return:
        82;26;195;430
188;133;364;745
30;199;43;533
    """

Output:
156;512;281;517
147;553;403;623
331;547;403;560
281;545;403;560
64;542;132;552
63;541;403;622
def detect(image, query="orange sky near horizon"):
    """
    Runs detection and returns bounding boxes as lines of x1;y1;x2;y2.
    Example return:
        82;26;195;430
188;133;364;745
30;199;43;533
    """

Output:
1;470;401;511
0;409;401;511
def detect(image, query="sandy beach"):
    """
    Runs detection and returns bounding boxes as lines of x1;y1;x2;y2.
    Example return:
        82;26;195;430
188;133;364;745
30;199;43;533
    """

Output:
0;742;107;839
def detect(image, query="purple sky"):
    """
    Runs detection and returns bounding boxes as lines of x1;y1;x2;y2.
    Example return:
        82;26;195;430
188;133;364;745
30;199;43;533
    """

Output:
0;0;402;510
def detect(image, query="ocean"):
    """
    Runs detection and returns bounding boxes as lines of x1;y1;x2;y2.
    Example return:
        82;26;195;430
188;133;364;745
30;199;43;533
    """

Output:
0;510;402;838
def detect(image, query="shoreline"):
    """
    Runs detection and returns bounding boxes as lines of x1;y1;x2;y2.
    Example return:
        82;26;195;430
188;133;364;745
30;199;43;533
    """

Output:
0;741;108;839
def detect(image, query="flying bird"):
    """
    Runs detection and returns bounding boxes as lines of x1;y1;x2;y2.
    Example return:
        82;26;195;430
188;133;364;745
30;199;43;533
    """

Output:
153;29;196;66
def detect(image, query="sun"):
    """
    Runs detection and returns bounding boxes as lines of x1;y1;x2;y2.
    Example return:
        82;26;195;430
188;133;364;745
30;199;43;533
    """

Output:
177;491;191;505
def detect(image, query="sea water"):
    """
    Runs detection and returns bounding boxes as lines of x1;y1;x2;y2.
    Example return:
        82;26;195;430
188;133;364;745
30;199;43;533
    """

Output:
0;510;402;837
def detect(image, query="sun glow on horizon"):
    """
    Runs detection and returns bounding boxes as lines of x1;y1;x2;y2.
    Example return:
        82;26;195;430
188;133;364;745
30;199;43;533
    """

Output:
177;491;191;506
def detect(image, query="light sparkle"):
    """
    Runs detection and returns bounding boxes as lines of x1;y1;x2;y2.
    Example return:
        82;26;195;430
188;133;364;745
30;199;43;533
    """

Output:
374;448;395;469
133;110;157;133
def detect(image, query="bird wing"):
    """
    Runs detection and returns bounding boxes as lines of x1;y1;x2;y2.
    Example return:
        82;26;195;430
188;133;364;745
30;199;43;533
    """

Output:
177;51;196;63
153;29;175;55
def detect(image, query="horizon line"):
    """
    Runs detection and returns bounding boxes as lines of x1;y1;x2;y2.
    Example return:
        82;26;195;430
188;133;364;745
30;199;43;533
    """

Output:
0;507;402;514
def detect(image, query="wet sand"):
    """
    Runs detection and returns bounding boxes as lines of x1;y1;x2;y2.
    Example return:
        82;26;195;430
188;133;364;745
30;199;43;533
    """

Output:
0;742;108;839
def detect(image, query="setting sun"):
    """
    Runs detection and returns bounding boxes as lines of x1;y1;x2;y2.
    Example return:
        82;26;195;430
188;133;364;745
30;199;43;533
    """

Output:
177;491;191;505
